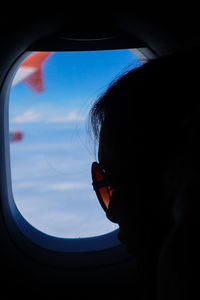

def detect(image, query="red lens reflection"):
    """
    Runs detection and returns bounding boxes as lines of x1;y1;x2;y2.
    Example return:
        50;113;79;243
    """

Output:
99;187;110;208
92;162;115;210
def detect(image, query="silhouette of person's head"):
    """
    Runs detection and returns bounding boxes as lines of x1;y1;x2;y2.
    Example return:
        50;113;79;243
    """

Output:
90;50;198;291
90;49;200;299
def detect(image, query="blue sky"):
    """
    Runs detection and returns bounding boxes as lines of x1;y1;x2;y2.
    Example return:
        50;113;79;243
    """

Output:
9;50;141;238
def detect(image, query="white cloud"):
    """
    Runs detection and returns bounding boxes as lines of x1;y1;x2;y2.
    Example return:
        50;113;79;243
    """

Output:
11;108;41;123
10;108;85;124
48;111;85;123
41;181;89;191
15;181;89;192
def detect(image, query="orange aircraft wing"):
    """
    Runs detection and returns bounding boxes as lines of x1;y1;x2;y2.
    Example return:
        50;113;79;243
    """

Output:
21;52;53;93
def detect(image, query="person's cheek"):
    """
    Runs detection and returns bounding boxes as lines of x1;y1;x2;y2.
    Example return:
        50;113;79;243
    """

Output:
106;190;133;227
105;191;123;223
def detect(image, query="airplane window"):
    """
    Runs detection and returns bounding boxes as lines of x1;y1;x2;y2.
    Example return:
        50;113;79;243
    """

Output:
9;50;143;238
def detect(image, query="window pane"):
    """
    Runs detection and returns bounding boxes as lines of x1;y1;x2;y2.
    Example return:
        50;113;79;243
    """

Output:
9;50;142;238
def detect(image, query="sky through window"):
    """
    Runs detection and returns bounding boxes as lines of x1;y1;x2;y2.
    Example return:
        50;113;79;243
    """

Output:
9;50;142;238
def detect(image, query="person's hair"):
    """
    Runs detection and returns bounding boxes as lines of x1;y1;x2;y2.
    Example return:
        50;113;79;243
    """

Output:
89;49;200;169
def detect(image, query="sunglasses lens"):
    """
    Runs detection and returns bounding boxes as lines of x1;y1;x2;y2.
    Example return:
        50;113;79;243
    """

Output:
99;186;110;208
92;162;113;210
94;163;104;181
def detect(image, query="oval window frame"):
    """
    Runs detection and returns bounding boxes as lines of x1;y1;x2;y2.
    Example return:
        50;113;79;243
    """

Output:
0;51;134;268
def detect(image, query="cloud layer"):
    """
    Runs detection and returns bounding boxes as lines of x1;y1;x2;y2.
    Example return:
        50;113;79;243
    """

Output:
48;111;85;123
11;108;41;123
10;109;85;123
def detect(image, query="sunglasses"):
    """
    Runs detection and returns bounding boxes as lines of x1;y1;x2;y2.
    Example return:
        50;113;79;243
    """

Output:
91;161;115;212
